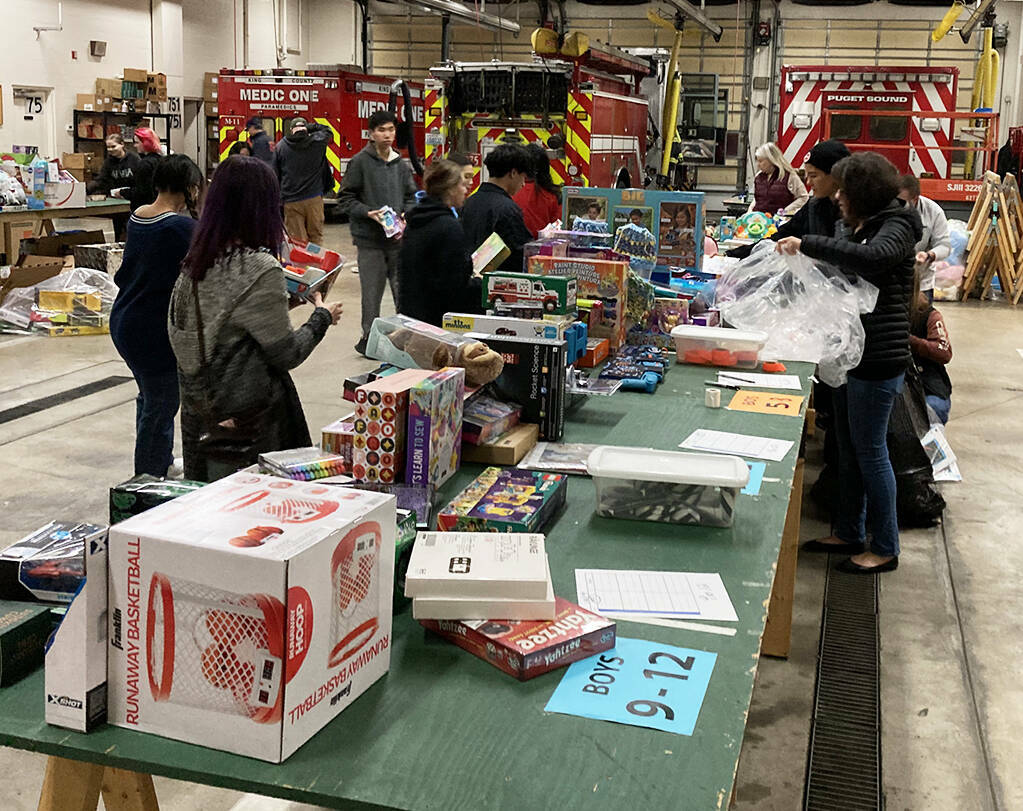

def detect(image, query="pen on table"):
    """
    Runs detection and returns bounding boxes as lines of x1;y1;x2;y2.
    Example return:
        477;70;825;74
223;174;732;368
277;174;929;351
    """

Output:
705;380;743;390
718;374;759;384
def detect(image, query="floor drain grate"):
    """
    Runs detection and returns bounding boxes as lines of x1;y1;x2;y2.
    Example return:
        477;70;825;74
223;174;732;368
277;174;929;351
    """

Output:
803;558;882;811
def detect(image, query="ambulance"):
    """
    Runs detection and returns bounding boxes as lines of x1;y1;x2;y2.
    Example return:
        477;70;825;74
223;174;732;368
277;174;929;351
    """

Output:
216;68;426;194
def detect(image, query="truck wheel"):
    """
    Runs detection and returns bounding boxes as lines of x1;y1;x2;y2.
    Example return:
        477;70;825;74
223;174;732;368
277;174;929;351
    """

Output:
544;300;555;313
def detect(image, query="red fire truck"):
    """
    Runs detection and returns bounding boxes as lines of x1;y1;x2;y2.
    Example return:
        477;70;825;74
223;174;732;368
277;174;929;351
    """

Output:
423;42;650;190
777;65;998;203
216;68;426;192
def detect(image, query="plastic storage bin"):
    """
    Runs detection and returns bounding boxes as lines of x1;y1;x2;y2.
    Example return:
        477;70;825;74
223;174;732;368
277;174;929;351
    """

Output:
586;446;749;527
670;325;768;369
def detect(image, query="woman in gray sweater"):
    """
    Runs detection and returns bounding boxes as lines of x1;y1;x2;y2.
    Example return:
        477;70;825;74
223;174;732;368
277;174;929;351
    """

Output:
168;156;342;482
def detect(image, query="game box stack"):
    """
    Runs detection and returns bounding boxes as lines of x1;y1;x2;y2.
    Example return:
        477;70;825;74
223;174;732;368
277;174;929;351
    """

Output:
406;367;465;488
420;598;617;681
405;532;554;620
436;467;567;534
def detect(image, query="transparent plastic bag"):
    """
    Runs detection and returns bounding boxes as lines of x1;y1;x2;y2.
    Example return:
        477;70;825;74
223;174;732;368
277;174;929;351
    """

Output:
0;267;118;331
946;219;968;267
714;244;877;387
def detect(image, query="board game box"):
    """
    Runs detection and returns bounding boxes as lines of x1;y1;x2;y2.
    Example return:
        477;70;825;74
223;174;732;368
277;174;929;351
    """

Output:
436;467;567;534
406;367;465;489
462;395;522;445
419;597;617;681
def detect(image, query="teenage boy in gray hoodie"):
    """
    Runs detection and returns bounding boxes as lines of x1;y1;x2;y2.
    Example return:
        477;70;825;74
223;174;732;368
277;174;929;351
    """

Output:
339;110;419;355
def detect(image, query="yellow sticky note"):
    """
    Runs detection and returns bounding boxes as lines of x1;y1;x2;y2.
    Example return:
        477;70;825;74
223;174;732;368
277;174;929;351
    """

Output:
727;390;805;417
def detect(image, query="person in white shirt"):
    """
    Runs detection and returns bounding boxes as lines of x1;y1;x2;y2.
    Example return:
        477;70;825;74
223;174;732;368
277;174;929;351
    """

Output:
898;175;951;303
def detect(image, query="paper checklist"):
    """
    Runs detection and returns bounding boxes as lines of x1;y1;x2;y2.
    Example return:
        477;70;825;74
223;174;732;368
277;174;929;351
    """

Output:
715;372;803;391
680;428;794;462
574;569;738;623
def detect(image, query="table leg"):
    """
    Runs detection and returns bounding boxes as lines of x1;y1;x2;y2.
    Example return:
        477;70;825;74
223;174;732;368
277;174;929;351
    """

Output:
761;458;805;659
100;767;160;811
37;755;103;811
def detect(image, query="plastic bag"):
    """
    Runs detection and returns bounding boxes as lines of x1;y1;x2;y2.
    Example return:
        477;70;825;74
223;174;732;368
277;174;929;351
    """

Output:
714;244;878;387
946;219;968;266
0;267;118;331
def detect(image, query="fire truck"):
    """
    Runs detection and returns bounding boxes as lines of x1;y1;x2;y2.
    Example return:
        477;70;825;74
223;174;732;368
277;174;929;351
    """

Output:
423;41;650;190
778;65;998;204
216;68;426;192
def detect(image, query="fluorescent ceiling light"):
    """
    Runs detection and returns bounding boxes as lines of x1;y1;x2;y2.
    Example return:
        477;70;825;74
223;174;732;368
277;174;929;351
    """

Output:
404;0;520;34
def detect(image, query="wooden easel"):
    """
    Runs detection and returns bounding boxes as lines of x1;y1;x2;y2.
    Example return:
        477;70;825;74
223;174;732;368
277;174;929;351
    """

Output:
961;171;1021;302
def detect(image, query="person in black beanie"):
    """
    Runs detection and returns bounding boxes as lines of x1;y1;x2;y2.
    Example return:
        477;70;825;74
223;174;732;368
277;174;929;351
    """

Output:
727;139;850;258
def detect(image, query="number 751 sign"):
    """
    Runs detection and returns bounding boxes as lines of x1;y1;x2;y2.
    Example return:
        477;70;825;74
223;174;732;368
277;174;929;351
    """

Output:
545;638;717;735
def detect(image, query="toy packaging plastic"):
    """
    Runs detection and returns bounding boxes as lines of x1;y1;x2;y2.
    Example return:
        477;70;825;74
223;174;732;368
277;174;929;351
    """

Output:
107;472;396;762
0;521;106;603
436;467;568;534
406;367;465;489
109;475;206;525
419;597;616;681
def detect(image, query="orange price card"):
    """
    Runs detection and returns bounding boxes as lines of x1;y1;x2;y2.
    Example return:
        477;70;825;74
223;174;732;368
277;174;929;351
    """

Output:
727;390;805;417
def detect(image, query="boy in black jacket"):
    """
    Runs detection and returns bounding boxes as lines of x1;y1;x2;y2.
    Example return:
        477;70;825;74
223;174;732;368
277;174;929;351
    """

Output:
460;144;534;273
339;110;419;355
273;116;330;245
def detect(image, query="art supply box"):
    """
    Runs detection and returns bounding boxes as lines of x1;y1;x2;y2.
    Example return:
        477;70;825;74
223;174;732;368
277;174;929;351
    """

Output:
259;447;348;481
670;325;767;369
45;527;108;732
436;467;567;534
0;600;51;687
107;472;396;762
406;367;465;488
110;476;206;525
527;255;629;348
420;597;617;681
586;446;749;528
0;521;106;604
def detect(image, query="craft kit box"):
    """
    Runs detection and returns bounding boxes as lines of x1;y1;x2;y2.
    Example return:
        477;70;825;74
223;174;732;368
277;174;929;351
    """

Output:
406;367;465;488
107;472;396;762
352;368;432;484
436;467;567;534
420;598;616;681
527;255;629;349
45;527;108;731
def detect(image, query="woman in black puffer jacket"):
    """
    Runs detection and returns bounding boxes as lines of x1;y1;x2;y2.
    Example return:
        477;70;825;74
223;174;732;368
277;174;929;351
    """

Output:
778;152;922;575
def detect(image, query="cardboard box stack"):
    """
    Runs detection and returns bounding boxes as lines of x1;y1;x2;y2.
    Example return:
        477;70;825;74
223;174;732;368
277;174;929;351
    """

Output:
405;532;555;620
107;472;397;761
147;72;168;102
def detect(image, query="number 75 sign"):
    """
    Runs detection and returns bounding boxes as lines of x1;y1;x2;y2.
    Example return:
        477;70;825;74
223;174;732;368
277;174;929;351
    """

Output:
545;638;717;735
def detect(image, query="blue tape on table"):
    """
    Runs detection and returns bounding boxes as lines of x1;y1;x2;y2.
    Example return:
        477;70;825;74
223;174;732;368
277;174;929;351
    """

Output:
544;637;717;735
742;462;766;496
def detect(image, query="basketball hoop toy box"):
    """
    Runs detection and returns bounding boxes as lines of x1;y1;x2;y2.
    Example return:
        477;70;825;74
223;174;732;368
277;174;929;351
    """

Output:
106;471;396;762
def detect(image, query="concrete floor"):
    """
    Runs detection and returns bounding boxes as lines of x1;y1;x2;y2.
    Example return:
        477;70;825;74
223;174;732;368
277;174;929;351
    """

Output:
1;222;1020;809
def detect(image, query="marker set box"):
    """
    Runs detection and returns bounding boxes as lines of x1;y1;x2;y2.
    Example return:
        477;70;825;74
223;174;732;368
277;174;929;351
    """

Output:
405;532;555;621
258;447;348;481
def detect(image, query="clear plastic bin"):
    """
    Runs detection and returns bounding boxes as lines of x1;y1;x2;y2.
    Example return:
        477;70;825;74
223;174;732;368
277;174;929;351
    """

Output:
670;325;768;369
586;446;749;527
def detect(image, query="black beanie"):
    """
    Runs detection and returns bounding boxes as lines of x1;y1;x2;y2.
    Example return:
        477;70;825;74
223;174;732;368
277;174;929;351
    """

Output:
806;140;850;174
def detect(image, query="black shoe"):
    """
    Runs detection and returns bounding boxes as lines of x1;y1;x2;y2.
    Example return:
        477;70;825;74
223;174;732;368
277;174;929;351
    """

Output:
354;338;368;357
801;538;866;555
836;556;899;575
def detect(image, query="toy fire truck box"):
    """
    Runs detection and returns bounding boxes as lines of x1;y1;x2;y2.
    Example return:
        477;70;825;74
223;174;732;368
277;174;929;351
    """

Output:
482;271;577;316
527;255;629;349
45;527;108;732
106;472;396;762
419;597;616;681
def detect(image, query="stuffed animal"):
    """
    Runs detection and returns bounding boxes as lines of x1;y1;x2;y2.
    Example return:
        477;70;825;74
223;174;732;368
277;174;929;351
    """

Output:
381;326;503;387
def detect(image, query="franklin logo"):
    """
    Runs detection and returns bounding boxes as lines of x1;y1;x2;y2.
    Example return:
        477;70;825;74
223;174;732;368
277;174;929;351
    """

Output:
47;694;83;709
449;556;471;574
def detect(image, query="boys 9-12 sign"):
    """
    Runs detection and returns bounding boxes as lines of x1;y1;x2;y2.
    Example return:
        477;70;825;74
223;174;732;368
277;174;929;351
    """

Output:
544;637;716;735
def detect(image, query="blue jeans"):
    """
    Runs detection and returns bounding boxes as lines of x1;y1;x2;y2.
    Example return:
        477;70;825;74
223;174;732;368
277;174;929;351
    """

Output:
133;369;180;477
926;394;951;424
833;373;904;558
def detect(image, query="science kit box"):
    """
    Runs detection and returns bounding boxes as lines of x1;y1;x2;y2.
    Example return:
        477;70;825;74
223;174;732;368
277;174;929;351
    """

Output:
436;467;567;534
352;368;433;484
420;598;617;681
527;255;629;349
107;472;396;762
406;367;465;489
110;475;206;525
467;333;567;441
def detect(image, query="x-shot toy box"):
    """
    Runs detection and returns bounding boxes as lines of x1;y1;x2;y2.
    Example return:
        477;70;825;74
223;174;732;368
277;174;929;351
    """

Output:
107;472;396;762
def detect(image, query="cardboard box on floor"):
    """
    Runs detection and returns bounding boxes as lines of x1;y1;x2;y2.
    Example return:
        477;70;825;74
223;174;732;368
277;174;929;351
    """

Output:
0;256;66;306
106;472;397;762
20;230;105;258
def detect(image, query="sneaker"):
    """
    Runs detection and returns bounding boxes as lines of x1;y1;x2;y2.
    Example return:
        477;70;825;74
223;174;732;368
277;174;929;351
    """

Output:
354;338;368;356
166;458;185;480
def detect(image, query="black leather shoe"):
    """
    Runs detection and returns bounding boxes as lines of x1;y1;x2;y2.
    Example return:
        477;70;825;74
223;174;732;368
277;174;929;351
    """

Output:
801;538;866;555
354;338;368;357
836;556;899;575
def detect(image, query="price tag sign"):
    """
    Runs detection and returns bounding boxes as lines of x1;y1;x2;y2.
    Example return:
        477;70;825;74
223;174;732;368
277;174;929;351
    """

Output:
545;637;717;735
727;390;804;417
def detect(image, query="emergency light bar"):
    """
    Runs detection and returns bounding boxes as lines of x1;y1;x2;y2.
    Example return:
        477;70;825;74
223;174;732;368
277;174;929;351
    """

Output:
788;71;952;84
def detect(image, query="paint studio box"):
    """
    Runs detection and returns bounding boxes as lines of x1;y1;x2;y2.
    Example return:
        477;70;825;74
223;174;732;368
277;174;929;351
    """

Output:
107;472;396;762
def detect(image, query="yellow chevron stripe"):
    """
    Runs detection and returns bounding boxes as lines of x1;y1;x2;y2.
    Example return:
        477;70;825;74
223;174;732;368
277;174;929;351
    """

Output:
218;125;236;162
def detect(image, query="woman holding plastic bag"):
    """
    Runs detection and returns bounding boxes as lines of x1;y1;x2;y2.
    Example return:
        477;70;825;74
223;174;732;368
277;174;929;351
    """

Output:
778;152;922;575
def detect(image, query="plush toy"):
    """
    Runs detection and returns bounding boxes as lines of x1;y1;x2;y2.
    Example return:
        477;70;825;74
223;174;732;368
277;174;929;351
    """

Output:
378;324;504;387
455;341;505;388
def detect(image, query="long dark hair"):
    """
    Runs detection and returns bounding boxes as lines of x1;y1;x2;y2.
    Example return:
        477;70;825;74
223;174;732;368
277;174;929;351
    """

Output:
154;154;204;218
527;143;560;195
183;156;284;280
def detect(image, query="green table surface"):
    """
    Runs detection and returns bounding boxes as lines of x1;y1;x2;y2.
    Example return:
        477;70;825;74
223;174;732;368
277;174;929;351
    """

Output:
0;361;812;811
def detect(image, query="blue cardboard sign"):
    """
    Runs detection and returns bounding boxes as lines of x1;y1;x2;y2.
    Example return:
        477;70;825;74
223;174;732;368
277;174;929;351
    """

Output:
545;637;717;735
742;462;766;495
